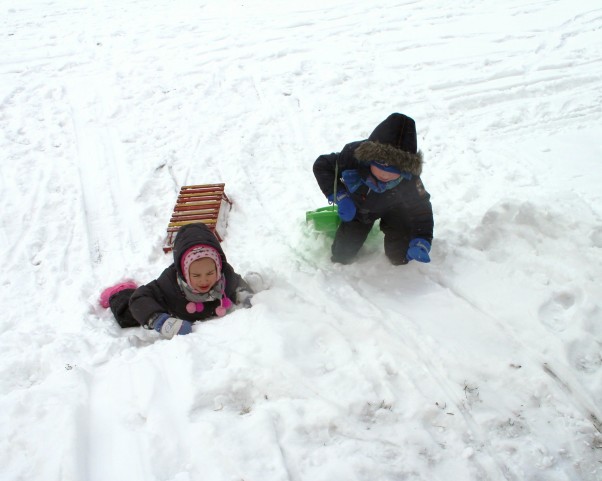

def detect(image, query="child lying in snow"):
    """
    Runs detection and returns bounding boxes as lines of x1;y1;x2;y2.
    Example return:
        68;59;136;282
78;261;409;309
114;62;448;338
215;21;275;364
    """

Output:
99;223;253;339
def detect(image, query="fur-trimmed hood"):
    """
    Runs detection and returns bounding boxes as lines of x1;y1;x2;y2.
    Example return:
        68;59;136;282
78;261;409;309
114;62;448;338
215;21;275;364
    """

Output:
354;113;423;176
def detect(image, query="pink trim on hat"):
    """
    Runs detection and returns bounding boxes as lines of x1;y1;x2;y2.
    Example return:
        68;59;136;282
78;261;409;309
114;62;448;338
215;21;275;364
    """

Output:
180;245;222;287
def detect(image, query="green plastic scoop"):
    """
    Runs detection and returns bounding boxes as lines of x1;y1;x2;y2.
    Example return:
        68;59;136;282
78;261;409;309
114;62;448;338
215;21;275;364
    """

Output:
306;160;342;236
305;205;341;235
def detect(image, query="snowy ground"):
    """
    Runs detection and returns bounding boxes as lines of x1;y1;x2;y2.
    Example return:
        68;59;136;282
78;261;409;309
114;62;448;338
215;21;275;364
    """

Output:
1;0;602;480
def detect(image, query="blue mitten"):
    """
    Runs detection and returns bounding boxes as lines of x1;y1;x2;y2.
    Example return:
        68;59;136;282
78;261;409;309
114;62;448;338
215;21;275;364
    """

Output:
177;321;193;335
153;313;192;339
327;191;356;222
341;169;363;192
407;238;431;263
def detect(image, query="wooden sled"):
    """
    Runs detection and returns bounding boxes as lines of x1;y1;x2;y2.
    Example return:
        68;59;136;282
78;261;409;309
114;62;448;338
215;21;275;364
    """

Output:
162;183;232;253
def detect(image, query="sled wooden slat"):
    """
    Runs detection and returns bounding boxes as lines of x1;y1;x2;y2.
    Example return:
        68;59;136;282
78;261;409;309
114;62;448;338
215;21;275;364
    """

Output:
170;213;217;222
178;191;224;198
163;183;232;253
177;195;224;203
179;183;225;189
171;209;218;218
168;218;218;227
174;201;222;210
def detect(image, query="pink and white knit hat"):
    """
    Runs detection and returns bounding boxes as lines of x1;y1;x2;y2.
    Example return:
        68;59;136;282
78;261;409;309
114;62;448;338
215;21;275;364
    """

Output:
180;244;232;317
180;244;222;286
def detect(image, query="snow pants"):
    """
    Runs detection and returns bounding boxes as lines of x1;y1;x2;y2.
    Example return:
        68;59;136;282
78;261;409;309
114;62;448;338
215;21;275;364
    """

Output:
331;216;410;265
108;289;140;328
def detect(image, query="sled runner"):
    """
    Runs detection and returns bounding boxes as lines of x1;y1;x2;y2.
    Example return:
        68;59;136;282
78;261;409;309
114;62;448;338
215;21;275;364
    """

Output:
163;183;232;253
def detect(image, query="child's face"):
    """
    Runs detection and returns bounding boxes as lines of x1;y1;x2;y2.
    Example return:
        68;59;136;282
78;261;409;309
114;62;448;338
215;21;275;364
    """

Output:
188;258;218;293
370;164;401;182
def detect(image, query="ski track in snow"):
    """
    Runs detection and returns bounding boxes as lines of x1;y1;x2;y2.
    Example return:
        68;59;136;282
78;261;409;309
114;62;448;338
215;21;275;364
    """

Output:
1;1;602;480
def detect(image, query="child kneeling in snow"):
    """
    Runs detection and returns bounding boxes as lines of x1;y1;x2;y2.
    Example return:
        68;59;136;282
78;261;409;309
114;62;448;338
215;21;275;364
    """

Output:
313;113;434;265
99;223;253;339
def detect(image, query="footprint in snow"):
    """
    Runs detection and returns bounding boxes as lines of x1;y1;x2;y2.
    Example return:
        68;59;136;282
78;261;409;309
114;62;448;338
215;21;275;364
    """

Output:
566;337;602;374
537;291;576;333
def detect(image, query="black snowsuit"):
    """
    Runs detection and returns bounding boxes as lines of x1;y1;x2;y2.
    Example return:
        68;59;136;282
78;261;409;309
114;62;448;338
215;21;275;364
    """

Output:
313;113;434;264
109;223;249;328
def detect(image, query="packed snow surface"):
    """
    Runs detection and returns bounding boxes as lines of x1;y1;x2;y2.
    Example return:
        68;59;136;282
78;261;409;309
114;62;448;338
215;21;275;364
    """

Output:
1;1;602;480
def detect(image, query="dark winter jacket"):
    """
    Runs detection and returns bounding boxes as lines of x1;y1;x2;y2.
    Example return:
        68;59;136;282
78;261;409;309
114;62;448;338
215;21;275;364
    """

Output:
129;223;248;327
313;113;434;242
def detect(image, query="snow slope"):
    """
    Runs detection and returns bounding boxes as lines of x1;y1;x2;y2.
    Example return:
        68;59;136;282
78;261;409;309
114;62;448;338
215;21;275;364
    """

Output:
1;0;601;480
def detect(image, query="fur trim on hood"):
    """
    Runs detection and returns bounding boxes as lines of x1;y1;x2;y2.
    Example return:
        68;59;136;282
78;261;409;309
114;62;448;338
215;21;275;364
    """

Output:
354;112;424;176
354;141;423;176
